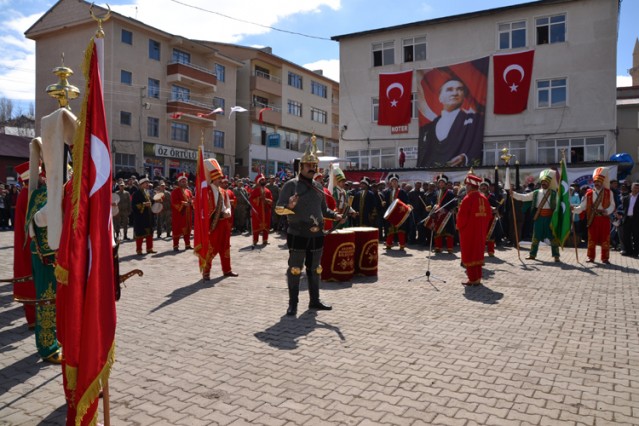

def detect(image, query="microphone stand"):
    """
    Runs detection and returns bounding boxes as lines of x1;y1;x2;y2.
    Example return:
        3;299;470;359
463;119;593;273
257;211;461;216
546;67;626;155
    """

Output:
408;195;459;287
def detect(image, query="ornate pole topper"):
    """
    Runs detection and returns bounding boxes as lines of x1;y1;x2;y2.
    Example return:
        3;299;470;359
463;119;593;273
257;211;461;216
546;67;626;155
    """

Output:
45;54;80;110
89;3;112;38
501;147;521;259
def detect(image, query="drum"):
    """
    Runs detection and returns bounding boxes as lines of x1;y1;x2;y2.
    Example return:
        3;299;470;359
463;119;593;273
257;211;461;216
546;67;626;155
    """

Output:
153;193;164;202
423;209;451;234
151;203;163;214
350;227;379;276
321;230;355;282
383;198;412;227
112;193;120;217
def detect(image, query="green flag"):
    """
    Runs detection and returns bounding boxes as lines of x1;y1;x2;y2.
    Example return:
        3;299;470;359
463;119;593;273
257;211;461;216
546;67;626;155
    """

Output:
551;159;572;247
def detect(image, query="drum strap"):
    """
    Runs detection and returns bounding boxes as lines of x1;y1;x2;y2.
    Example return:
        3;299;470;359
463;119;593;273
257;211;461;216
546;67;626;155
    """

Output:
533;190;552;221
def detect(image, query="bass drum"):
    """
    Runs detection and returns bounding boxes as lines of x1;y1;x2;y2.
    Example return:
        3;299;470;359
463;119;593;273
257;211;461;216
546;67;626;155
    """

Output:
151;203;163;214
112;193;120;217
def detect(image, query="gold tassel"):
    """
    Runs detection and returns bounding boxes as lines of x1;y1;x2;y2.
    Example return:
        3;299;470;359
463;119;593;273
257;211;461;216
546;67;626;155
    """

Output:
54;264;69;285
74;341;115;426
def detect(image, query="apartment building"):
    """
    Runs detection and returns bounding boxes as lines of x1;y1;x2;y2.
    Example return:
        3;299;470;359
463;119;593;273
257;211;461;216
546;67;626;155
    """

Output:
25;0;242;179
202;42;340;178
333;0;619;173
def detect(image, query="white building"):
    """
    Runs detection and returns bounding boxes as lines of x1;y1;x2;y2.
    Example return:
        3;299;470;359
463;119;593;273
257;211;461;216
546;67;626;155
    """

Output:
333;0;619;173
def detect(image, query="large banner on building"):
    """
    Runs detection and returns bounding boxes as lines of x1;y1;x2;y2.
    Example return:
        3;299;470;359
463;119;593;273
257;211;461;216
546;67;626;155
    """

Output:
416;57;489;168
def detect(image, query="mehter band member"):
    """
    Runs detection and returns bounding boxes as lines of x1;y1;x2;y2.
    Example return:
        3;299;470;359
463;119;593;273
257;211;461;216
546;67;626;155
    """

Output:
276;135;341;316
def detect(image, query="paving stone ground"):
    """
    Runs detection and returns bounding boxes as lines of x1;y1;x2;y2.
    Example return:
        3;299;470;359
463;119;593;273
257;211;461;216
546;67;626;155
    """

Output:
1;228;638;425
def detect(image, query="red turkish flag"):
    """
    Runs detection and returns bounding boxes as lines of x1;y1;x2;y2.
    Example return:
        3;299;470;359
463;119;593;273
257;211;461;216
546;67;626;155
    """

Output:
378;70;413;126
193;144;211;271
493;50;534;114
56;37;116;426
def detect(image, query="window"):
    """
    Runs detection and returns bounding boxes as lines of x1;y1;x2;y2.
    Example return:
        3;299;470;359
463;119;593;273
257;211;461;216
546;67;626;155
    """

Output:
253;95;269;108
147;117;159;137
120;111;132;126
115;153;136;171
288;72;303;90
148;78;160;99
311;81;327;98
311;108;327;124
498;20;526;50
288;100;302;117
345;148;395;170
121;70;132;85
255;65;271;79
121;29;133;45
149;39;160;60
372;97;379;122
214;97;225;114
172;48;190;64
537;78;567;108
213;130;225;148
171;85;190;102
403;36;427;62
536;14;565;45
215;64;225;82
171;122;189;142
285;131;300;151
483;141;527;166
372;41;395;67
537;136;604;164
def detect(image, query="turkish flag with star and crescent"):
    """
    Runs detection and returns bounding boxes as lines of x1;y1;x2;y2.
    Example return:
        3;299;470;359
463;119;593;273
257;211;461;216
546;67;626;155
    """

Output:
55;36;116;426
493;50;535;114
378;70;413;126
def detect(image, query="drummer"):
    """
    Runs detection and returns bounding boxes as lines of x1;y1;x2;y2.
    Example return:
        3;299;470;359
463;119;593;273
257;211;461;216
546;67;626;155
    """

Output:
383;173;411;250
425;174;458;254
154;181;172;239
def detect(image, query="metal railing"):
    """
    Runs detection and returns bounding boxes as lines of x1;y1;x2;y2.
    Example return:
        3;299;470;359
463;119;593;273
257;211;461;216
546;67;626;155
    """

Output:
254;70;282;84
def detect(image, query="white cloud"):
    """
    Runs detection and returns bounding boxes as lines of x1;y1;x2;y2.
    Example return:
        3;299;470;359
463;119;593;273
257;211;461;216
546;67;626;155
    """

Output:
303;59;340;82
0;12;39;101
108;0;340;43
617;75;633;87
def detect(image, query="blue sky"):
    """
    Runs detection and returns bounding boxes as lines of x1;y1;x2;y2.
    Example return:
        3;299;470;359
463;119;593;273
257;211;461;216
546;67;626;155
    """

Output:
0;0;636;115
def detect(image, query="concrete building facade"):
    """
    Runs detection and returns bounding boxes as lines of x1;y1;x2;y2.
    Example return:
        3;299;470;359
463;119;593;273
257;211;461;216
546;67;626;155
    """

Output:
333;0;619;172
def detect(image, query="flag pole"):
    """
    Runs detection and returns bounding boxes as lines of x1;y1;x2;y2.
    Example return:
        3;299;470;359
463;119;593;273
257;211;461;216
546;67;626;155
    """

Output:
501;148;520;260
560;150;580;263
103;380;111;426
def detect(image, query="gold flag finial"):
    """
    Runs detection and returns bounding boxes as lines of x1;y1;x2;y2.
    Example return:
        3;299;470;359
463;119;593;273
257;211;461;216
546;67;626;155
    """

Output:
90;3;111;38
500;147;513;166
46;58;80;110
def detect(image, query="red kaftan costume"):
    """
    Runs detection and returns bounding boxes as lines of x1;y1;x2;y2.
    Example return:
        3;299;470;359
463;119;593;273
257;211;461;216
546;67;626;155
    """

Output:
456;189;492;284
249;185;272;244
13;187;36;327
204;185;233;276
171;186;193;249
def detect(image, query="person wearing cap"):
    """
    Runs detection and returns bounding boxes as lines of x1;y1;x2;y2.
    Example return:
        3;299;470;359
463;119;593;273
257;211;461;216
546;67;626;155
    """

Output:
232;179;251;234
201;161;238;280
171;173;194;251
511;169;561;262
383;173;410;250
154;181;172;239
114;180;132;240
479;178;502;257
276;135;342;316
572;167;616;264
425;174;458;253
457;173;492;286
249;174;273;246
12;162;37;330
131;177;156;255
266;175;281;232
352;176;378;227
328;164;355;230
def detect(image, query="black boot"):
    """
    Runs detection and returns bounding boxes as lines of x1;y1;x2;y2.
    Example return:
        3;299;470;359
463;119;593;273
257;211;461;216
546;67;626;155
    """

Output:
307;271;332;310
286;276;300;316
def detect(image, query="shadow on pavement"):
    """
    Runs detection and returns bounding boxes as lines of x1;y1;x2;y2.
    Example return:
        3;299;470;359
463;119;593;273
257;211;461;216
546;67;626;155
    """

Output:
463;284;504;305
0;353;53;398
254;311;345;350
37;404;67;425
150;277;223;313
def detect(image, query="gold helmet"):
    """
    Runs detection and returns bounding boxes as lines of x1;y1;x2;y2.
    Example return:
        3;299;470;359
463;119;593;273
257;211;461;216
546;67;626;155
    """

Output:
300;134;319;164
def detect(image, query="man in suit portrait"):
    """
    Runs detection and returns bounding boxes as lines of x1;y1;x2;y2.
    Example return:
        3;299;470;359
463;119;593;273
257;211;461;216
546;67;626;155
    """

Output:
417;79;484;168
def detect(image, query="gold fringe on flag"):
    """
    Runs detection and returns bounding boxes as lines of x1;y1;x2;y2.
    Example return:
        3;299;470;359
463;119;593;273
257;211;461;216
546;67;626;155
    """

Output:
73;341;116;426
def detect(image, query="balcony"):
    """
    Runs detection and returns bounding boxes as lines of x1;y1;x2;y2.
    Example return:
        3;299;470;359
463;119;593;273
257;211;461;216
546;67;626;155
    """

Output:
166;99;217;124
250;71;282;96
253;104;282;127
167;62;217;91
